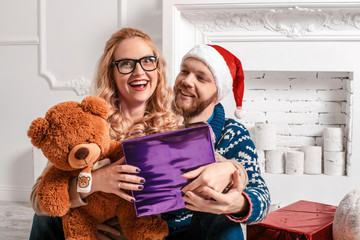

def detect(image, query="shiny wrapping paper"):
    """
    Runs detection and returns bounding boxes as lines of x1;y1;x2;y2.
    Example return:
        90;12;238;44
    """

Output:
122;123;216;217
247;200;337;240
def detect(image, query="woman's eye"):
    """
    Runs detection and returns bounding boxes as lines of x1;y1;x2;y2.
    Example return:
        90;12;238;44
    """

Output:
119;60;133;67
143;57;154;64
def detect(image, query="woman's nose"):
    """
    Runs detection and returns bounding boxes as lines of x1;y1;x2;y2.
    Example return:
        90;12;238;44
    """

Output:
133;62;145;75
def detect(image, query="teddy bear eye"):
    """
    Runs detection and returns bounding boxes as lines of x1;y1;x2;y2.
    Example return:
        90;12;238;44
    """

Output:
85;139;90;143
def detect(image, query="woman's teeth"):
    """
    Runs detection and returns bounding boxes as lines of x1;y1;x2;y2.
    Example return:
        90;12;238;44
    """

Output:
130;80;148;88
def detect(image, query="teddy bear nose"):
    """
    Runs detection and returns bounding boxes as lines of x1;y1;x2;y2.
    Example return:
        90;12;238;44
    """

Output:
74;147;89;160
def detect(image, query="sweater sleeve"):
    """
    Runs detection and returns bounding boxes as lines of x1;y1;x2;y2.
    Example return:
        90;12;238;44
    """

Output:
30;161;88;215
217;120;271;224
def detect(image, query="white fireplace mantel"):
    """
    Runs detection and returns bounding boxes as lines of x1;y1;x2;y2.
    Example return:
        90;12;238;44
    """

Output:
163;0;360;207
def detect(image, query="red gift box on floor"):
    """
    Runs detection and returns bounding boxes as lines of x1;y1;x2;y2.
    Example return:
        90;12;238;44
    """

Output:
247;200;337;240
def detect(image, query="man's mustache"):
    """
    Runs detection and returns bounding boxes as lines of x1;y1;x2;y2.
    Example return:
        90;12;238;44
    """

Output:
174;83;196;98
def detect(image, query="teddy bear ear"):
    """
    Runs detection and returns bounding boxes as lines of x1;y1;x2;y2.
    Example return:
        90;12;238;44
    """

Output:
27;117;49;148
81;96;109;120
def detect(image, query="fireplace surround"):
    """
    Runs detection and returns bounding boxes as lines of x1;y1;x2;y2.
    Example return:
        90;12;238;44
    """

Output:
163;0;360;206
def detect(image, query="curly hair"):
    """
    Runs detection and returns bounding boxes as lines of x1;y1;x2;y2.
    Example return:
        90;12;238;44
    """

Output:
92;28;183;140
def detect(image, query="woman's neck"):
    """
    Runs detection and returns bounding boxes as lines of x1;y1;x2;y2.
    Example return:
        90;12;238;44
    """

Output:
120;101;147;122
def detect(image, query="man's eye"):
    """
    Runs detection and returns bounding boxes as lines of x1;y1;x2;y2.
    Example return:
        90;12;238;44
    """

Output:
180;69;189;74
197;76;206;81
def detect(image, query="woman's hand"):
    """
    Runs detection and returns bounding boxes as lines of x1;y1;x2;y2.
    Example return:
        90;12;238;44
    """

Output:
181;160;237;197
81;157;145;202
183;170;249;216
97;223;121;240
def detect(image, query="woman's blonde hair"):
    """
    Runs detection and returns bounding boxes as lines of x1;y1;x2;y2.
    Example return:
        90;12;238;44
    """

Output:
93;27;182;140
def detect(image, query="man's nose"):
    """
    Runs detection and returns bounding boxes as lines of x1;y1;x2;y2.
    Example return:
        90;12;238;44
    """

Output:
181;73;195;87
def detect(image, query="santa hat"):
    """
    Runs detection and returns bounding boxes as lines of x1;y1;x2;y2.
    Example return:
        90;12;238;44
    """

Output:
182;44;245;119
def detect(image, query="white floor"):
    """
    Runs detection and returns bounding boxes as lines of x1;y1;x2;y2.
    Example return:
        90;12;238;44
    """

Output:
0;201;34;240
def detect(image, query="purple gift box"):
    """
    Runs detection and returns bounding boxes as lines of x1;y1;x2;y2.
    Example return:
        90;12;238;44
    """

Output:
122;123;216;217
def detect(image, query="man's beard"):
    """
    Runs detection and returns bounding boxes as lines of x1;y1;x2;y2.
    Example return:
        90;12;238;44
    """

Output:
172;84;217;119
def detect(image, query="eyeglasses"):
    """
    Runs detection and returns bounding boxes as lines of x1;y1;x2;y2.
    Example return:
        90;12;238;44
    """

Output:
112;56;158;74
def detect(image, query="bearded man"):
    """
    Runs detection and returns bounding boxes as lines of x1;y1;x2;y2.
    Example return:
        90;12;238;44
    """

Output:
164;44;271;240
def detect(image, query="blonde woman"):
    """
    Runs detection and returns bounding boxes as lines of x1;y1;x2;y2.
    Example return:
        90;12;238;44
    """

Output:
29;27;182;240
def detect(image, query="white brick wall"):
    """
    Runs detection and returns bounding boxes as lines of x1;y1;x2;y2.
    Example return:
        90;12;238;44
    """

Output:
242;71;352;174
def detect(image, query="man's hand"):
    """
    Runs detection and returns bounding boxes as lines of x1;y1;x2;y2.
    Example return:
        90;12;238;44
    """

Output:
181;161;237;197
182;170;249;216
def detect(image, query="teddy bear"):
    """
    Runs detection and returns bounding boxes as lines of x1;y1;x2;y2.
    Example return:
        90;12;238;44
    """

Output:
27;96;168;240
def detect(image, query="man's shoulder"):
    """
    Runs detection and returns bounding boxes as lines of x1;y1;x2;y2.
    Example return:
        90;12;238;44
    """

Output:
218;118;251;143
223;118;248;132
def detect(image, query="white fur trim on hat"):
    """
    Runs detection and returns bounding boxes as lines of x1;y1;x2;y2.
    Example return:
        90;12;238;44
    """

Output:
182;44;233;103
235;107;246;119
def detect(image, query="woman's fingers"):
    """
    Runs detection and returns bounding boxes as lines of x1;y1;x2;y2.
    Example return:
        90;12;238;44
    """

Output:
113;163;140;174
114;189;136;202
114;172;145;184
97;223;121;236
97;232;112;240
117;181;144;191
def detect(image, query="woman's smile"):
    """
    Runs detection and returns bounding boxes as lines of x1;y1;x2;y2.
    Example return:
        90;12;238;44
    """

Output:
129;79;150;91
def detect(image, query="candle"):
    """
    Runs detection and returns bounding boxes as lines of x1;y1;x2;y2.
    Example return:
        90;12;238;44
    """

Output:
324;151;345;176
285;151;304;175
256;149;266;173
254;123;276;150
323;127;344;152
266;149;285;174
301;146;322;175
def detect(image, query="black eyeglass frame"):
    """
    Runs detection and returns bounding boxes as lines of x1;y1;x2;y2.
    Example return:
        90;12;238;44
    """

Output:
112;56;159;74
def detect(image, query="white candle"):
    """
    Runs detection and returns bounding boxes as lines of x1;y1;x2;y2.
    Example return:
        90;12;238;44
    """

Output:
266;149;285;174
324;151;345;176
285;151;304;175
301;146;322;175
254;123;276;150
256;149;266;173
323;127;344;152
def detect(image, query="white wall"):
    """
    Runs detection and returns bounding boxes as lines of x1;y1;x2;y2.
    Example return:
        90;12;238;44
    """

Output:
163;0;360;207
2;0;360;208
0;0;163;202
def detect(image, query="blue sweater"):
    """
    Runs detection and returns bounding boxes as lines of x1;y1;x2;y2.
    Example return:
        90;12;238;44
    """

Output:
210;103;270;223
164;103;270;233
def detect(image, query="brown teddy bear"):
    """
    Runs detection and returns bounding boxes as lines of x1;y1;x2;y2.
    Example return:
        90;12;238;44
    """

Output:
27;96;168;240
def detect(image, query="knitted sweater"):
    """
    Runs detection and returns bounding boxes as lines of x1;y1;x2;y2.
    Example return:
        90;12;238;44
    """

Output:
164;103;270;233
211;103;270;223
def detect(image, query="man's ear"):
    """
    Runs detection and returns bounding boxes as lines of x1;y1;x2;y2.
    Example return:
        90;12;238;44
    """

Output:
212;92;219;104
27;117;49;148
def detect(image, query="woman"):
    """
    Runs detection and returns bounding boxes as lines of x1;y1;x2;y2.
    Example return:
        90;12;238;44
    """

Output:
29;27;182;240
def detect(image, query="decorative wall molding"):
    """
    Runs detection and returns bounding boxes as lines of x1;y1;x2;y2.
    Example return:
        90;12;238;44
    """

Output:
117;0;128;28
181;4;360;39
37;0;91;95
0;185;31;202
0;37;39;46
163;1;360;179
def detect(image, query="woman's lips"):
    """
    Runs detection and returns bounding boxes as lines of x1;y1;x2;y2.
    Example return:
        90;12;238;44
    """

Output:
129;80;149;91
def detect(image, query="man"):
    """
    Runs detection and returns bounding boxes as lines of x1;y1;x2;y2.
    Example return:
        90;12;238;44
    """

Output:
164;44;271;240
